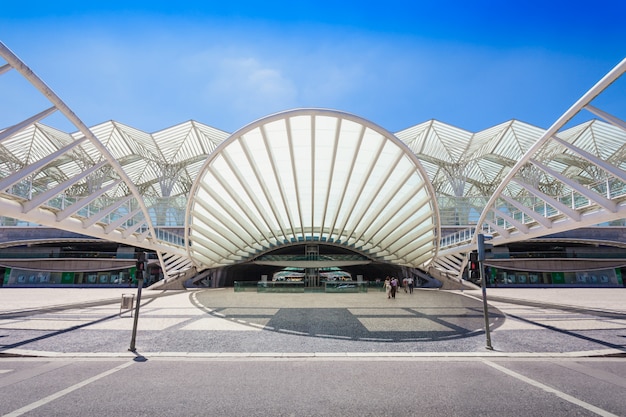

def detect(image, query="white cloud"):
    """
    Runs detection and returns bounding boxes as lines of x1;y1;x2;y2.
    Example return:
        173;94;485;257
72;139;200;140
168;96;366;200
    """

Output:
205;56;297;109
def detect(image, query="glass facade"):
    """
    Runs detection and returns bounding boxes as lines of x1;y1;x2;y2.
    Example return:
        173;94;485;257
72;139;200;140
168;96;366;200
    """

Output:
3;267;135;287
487;267;624;287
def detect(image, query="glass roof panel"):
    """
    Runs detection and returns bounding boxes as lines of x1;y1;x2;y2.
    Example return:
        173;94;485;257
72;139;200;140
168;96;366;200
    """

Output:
188;109;439;269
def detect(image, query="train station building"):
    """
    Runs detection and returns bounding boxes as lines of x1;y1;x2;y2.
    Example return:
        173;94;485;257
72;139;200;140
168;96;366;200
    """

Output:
1;43;625;289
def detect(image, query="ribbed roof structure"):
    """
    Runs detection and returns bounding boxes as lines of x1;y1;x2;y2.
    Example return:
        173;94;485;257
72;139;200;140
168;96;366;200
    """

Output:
187;109;439;270
2;113;626;278
0;120;229;201
1;40;625;283
9;116;624;222
82;120;228;199
397;119;548;198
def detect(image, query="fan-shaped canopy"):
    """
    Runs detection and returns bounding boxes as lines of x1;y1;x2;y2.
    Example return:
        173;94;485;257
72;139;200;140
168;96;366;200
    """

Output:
186;109;439;270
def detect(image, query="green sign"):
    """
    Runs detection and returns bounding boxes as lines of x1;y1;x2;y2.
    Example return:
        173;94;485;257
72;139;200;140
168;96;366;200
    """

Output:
61;272;75;284
3;268;10;286
551;271;565;284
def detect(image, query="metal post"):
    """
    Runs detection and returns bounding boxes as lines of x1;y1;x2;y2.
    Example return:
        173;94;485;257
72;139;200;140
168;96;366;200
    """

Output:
128;277;143;351
477;233;493;350
129;252;146;352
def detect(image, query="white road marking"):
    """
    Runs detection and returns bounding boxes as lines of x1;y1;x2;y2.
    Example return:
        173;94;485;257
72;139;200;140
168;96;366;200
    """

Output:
3;361;134;417
482;359;619;417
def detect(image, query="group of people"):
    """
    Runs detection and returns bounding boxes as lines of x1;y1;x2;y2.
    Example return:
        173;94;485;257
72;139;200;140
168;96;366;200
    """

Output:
383;276;414;299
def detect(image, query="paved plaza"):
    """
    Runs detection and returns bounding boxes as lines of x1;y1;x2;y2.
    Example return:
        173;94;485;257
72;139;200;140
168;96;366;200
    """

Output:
0;287;624;358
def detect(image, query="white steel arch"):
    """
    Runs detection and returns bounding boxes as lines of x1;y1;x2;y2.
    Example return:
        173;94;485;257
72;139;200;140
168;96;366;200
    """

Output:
433;58;626;279
0;42;188;279
186;109;440;271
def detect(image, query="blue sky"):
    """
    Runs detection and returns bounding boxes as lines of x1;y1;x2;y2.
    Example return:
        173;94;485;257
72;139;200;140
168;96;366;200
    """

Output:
1;1;625;134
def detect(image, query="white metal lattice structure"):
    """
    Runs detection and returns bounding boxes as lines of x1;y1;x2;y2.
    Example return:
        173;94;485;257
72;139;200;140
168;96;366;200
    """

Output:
3;38;625;285
186;109;440;270
0;43;155;247
0;42;228;280
431;58;626;278
478;59;626;242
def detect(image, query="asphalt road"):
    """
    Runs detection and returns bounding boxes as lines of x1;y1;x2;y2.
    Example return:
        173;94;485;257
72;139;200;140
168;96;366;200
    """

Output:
1;357;626;416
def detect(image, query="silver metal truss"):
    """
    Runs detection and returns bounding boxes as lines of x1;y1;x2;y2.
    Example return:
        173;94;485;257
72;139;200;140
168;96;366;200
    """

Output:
433;58;626;279
0;42;188;279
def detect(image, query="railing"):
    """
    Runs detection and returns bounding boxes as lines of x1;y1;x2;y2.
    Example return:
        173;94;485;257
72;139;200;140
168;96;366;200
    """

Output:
490;177;626;230
0;251;130;259
153;228;185;247
439;227;477;248
233;280;371;293
439;178;626;250
255;254;369;262
5;175;626;252
0;221;186;249
324;281;368;293
4;186;190;227
234;281;304;292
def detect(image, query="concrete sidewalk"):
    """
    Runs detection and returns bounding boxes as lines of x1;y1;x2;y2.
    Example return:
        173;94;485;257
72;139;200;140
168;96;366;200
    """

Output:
461;287;626;314
0;287;173;314
0;287;624;315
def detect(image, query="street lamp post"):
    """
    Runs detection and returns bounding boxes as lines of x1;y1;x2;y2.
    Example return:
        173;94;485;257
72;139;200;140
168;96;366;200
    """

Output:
477;233;493;350
129;252;146;352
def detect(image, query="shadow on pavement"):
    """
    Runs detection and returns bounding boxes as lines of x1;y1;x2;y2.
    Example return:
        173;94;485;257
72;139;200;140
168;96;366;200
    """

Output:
194;289;506;343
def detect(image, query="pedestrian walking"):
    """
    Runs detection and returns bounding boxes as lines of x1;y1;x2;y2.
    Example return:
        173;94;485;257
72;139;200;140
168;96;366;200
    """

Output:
384;277;392;299
408;276;414;293
390;277;398;298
